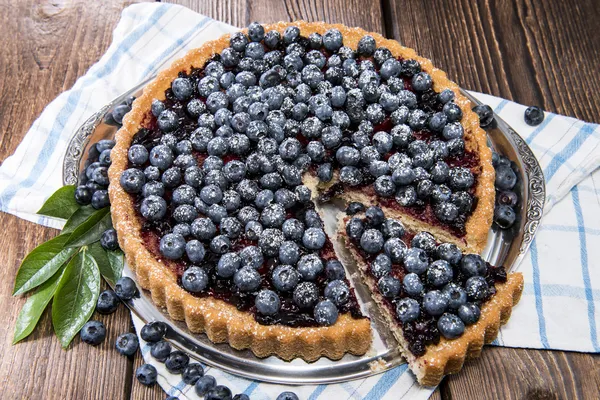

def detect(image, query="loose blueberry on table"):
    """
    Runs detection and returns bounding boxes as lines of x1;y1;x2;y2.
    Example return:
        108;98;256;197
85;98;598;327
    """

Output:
118;21;487;331
491;153;519;229
344;205;507;356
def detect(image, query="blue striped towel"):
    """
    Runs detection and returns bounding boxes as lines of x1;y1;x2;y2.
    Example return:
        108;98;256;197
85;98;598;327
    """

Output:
0;3;598;399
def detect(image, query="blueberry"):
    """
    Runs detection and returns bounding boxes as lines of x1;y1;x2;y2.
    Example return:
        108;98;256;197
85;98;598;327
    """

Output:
151;99;166;117
295;185;311;203
115;332;139;356
115;276;137;300
119;168;144;194
206;385;233;400
234;395;250;400
182;266;209;292
80;320;106;345
324;280;350;306
243;221;262;242
460;254;487;277
317;163;333;182
282;26;300;44
234;266;261;291
297;254;324;281
449;167;474;190
458;303;481;325
293;281;319;310
396;298;420;323
74;185;92;205
378;275;401;298
524;106;544;126
443;282;467;310
149;144;174;170
392;166;416;186
368;254;391;279
258;228;284;257
151;340;172;362
465;276;489;301
443;102;462;122
339;166;363;186
430;184;452;204
136;364;157;386
472;104;495;128
261;203;286;228
100;228;118;251
255;289;280;315
173;223;191;237
411;232;437;254
247;21;265;42
276;241;299;266
161;167;182;188
494;204;516;229
141;321;167;343
357;35;376;56
96;289;119;315
183;363;205;385
403;273;424;297
157;109;179;132
302;227;326;250
301;64;324;89
360;229;384;254
195;375;217;396
237;206;260;225
304;209;323;229
434;201;459;222
403;248;428;274
322;28;343;51
282;218;304;242
277;392;300;400
112;104;131;125
407;109;428;130
172;185;195;205
237;179;260;202
495;165;517;190
429;140;449;160
437;312;465;339
411;72;432;92
346;217;365;241
436;243;463;265
215;252;240;278
430;161;449;184
381;237;406;264
185;240;206;263
172;77;193;100
160;233;186;260
395;185;417;206
423;290;449;316
314;299;339;326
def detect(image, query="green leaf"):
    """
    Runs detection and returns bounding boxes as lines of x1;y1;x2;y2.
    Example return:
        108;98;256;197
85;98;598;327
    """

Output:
13;266;68;344
64;207;111;248
52;248;100;348
13;234;77;296
62;205;96;234
37;185;79;220
87;242;123;285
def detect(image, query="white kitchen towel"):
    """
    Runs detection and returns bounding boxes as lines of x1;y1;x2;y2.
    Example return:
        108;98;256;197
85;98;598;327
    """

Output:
1;3;599;399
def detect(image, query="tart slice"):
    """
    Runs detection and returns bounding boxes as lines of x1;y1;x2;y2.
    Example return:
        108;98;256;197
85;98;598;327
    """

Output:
340;209;523;386
108;20;498;364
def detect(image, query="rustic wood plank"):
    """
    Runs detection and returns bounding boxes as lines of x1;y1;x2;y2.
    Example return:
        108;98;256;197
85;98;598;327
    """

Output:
164;0;385;33
384;0;600;122
0;0;140;399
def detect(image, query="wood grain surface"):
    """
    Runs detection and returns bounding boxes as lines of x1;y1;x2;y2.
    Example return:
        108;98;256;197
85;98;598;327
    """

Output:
0;0;598;399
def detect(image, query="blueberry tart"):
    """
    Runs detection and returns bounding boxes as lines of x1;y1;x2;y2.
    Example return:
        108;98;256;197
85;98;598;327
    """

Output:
108;21;511;373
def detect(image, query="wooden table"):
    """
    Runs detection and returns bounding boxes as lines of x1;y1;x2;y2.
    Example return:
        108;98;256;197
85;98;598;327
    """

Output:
1;0;599;398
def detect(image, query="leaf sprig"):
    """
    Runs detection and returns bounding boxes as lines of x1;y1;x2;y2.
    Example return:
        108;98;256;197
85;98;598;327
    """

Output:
12;185;123;347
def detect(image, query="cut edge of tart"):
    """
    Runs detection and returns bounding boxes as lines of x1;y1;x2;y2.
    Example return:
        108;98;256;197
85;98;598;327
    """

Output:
338;215;523;386
108;21;495;362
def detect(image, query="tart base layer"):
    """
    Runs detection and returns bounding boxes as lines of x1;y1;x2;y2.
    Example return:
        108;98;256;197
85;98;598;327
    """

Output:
108;21;495;362
339;219;523;386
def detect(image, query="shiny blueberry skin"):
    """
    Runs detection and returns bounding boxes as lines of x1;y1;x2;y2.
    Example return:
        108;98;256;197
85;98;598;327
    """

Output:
324;280;350;306
195;375;217;396
80;320;106;345
211;235;232;254
497;190;519;207
443;282;468;310
302;227;326;250
136;364;158;386
396;298;420;323
115;332;139;356
465;276;489;301
378;275;401;298
96;289;119;314
255;289;281;315
150;340;171;362
182;266;209;293
206;385;233;400
524;106;545;126
165;351;190;374
460;254;487;277
472;104;495;128
438;312;465;339
98;229;118;252
183;363;205;385
74;185;92;205
326;259;346;281
423;290;449;316
297;254;324;281
403;273;424;297
277;392;300;400
495;165;517;190
436;243;463;265
140;321;167;343
383;237;407;264
313;299;339;326
370;253;392;278
403;247;429;274
494;204;516;229
234;266;261;291
160;233;186;260
427;260;454;287
360;229;385;254
458;303;481;325
115;277;137;300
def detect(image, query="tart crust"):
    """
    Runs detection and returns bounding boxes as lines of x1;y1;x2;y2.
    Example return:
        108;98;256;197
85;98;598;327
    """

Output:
339;218;523;386
108;21;494;362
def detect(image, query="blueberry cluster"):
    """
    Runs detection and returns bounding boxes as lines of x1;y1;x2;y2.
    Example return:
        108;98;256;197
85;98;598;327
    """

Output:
74;139;115;209
492;153;518;229
345;205;506;356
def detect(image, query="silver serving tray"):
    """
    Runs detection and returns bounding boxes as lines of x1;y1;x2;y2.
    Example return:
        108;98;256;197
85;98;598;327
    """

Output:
63;82;545;385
